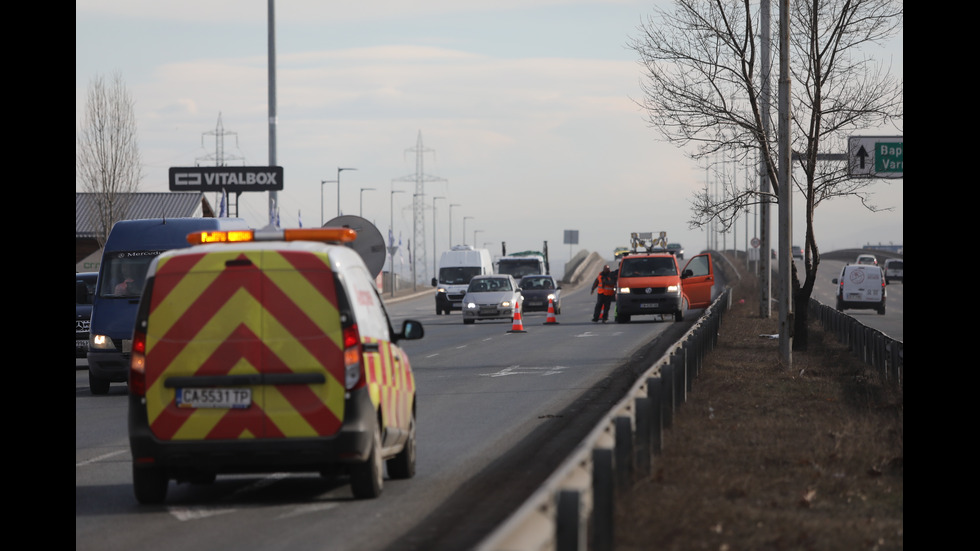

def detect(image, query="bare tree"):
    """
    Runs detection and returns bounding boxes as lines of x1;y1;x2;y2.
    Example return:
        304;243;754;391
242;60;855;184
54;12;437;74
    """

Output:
77;72;144;247
628;0;902;350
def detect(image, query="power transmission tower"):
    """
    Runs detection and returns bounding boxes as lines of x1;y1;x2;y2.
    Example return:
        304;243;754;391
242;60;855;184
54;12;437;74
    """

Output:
196;112;245;216
393;131;446;285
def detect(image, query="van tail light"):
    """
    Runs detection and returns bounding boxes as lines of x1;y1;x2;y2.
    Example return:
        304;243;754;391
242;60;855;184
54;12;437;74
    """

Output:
130;330;147;397
343;324;365;390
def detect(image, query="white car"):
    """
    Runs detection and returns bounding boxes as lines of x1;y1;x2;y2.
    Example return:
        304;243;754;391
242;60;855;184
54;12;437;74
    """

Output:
462;274;523;324
855;254;878;266
883;258;903;284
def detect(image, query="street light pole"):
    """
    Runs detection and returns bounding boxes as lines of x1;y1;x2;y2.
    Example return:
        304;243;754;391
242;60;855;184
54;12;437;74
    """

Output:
360;187;376;218
320;179;336;227
449;203;461;248
337;167;357;217
389;188;405;297
432;196;445;278
463;216;474;246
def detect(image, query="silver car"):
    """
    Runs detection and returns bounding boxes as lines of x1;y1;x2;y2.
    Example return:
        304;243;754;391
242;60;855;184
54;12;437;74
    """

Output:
461;274;523;324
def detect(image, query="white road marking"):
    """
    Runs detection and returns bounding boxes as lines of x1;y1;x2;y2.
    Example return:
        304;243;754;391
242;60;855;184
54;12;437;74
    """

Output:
480;365;566;377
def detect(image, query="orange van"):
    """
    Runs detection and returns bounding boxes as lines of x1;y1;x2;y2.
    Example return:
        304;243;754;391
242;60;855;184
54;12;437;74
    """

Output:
614;252;715;323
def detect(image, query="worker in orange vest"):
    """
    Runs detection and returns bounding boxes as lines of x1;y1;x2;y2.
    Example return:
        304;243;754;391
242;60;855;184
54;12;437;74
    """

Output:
590;265;617;322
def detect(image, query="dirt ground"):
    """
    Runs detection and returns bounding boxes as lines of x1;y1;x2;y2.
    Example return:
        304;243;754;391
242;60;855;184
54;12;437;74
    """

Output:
613;268;904;551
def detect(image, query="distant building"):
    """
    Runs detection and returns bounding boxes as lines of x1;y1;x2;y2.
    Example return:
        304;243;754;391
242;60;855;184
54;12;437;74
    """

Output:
76;192;216;271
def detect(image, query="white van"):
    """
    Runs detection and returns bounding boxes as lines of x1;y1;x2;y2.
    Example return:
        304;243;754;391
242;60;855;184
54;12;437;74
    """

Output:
832;264;886;315
431;245;494;315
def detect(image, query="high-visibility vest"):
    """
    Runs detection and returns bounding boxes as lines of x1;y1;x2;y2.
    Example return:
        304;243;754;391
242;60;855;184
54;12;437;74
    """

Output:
596;272;615;295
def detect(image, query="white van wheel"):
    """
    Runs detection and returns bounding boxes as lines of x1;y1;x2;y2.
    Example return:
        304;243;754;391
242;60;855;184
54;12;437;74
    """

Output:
350;422;384;499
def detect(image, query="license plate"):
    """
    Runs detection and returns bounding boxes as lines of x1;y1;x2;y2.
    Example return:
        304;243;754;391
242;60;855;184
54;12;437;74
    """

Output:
526;301;543;307
846;293;861;300
76;339;89;349
640;303;659;308
479;307;498;315
176;387;252;409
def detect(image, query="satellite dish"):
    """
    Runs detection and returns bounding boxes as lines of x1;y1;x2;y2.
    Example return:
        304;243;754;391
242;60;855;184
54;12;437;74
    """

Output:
324;215;387;278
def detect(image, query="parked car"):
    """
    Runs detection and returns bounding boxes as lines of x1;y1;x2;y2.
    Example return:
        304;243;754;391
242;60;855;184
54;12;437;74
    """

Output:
518;274;561;314
613;247;630;259
883;258;903;284
666;243;685;260
792;245;803;259
127;226;424;503
76;272;98;358
833;264;886;315
855;254;878;266
461;274;523;324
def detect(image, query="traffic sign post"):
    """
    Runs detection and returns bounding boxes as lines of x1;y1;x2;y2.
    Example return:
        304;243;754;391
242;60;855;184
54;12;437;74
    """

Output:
848;136;903;179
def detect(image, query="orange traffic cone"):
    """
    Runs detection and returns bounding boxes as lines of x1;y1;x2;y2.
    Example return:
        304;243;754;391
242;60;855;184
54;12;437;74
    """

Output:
543;297;559;325
507;300;527;333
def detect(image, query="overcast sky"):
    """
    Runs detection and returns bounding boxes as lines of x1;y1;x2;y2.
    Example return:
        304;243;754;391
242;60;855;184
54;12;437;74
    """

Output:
76;1;903;280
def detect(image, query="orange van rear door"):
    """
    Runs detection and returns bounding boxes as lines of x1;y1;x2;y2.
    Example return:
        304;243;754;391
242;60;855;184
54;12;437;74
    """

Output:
682;253;714;309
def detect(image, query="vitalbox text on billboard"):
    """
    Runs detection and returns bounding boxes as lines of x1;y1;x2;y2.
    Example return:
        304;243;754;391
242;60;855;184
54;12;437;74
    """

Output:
169;166;284;192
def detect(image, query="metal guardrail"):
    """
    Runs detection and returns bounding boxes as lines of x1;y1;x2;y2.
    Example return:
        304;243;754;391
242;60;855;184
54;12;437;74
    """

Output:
476;288;733;551
809;298;903;388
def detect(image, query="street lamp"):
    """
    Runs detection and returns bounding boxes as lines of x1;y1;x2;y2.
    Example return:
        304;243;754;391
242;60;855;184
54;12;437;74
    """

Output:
337;167;357;217
320;179;337;226
432;196;445;277
389;188;405;297
449;203;461;247
360;187;376;218
463;216;474;245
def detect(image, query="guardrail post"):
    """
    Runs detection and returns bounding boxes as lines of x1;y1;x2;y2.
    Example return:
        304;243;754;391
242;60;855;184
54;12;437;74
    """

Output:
556;489;584;551
672;352;687;405
647;377;663;455
661;362;675;429
614;416;633;491
592;448;614;551
634;397;652;477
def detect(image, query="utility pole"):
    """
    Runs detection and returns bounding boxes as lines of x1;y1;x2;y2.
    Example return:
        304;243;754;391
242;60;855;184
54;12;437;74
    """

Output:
777;0;793;366
266;0;278;227
759;0;773;319
392;131;447;284
196;112;244;217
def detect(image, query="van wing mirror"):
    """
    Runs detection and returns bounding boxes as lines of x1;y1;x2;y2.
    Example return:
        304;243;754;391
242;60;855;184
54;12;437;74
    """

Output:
399;319;425;341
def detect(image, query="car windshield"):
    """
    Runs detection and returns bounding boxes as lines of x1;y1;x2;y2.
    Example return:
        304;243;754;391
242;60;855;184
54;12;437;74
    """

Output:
99;251;164;298
469;278;512;292
520;277;553;290
620;257;677;277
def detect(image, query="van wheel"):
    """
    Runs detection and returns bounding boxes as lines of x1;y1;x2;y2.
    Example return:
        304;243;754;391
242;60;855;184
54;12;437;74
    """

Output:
89;370;110;395
463;318;474;325
133;465;169;504
615;313;630;323
877;304;886;315
350;422;384;499
386;413;416;479
674;309;684;322
835;298;843;312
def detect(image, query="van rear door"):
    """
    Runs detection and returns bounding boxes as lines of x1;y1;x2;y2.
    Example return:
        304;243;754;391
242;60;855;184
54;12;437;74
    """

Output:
143;248;346;441
681;253;714;309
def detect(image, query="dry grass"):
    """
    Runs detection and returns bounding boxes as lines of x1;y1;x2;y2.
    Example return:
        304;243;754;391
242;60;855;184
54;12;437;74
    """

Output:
614;266;903;551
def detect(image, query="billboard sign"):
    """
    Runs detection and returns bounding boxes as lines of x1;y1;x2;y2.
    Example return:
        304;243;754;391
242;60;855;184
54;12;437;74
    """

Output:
169;166;284;192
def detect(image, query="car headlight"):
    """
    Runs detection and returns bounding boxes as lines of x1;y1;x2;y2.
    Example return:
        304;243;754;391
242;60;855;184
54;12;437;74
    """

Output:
437;287;447;294
619;287;631;294
465;301;476;309
667;284;680;294
90;334;117;351
501;300;512;308
547;293;556;301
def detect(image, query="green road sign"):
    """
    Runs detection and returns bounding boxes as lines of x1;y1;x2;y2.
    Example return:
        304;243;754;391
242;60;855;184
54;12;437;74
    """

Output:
848;136;903;179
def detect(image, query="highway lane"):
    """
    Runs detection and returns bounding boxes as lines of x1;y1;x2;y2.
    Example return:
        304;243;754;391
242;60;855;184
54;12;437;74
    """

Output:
76;281;700;551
